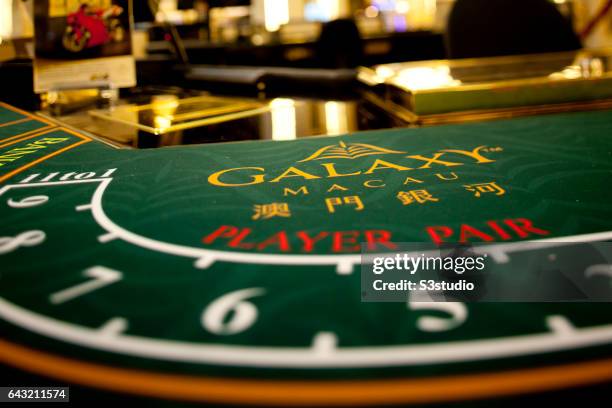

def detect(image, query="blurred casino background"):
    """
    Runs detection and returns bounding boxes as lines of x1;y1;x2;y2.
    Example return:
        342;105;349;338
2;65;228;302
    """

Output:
0;0;610;146
2;1;611;53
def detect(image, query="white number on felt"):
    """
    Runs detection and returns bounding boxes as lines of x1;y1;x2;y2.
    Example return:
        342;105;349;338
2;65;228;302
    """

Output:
0;230;46;255
49;266;122;305
408;291;467;332
201;288;265;335
7;195;49;208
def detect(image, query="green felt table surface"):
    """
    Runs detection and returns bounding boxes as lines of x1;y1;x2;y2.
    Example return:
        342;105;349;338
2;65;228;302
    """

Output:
1;101;612;406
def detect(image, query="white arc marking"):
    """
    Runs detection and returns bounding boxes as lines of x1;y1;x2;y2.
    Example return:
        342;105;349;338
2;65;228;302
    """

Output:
1;177;599;275
2;175;612;368
49;266;122;305
2;177;612;275
2;296;612;367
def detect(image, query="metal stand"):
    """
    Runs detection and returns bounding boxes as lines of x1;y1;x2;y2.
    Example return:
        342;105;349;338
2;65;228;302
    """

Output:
45;81;119;116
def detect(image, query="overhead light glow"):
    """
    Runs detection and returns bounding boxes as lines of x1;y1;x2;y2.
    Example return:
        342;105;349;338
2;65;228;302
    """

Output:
270;98;296;140
264;0;289;32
